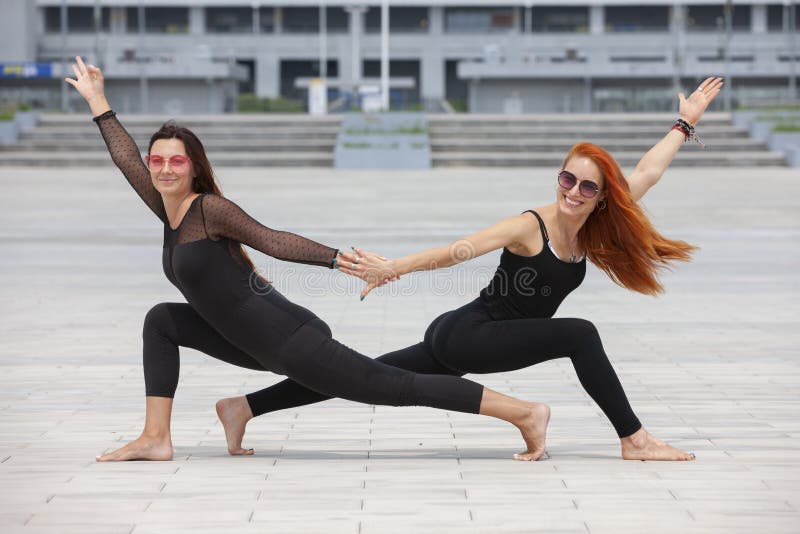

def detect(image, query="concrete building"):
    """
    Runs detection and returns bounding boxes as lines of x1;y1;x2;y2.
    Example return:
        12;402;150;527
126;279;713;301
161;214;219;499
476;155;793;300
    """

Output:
0;0;797;113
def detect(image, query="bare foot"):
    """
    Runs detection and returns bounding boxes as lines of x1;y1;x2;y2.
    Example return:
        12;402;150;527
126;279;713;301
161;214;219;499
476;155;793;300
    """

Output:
512;402;551;461
96;435;173;462
621;427;695;461
215;396;254;456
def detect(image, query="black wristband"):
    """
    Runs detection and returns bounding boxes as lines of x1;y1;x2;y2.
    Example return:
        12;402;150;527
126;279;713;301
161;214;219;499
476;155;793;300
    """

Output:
92;109;116;123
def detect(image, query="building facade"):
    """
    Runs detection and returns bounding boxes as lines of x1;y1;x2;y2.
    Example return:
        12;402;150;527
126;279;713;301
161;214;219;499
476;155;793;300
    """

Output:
1;0;797;113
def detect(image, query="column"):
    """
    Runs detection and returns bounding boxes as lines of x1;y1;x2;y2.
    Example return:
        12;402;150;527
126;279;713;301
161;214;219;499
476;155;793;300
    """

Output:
189;6;204;35
345;5;368;88
751;5;767;34
256;54;280;98
589;5;604;35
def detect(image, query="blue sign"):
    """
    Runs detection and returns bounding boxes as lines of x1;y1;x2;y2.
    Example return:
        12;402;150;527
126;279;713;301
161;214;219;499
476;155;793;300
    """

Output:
0;63;53;79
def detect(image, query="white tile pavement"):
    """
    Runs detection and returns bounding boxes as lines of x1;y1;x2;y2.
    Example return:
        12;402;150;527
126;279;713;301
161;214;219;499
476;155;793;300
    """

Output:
1;166;799;533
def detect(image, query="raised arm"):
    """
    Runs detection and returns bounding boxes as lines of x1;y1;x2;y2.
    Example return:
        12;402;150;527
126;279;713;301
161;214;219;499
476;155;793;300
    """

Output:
201;194;339;268
625;76;723;202
65;56;166;223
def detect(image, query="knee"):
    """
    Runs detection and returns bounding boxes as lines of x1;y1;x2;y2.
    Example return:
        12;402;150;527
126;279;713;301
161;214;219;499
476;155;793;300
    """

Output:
569;319;603;353
143;303;174;340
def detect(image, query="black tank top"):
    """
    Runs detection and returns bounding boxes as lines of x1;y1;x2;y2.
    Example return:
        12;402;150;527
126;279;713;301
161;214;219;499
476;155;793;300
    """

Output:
479;210;586;320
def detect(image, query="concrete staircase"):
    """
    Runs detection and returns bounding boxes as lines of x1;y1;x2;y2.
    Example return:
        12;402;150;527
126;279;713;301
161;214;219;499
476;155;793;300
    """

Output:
427;112;788;167
0;114;341;167
1;112;786;168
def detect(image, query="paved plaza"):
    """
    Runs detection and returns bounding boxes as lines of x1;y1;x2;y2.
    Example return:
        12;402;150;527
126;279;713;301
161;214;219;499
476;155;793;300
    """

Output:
1;164;799;533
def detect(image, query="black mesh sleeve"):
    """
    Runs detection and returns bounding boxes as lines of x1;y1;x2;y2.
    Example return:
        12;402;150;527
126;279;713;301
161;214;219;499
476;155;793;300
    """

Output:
94;111;167;223
201;194;338;268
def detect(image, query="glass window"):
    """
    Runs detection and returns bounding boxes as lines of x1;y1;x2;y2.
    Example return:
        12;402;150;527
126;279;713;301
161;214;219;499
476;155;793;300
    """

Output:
605;6;669;32
531;7;589;33
44;7;61;33
259;7;275;33
445;6;515;33
365;7;429;33
44;6;110;33
283;7;348;33
206;7;252;33
687;5;751;32
126;7;188;34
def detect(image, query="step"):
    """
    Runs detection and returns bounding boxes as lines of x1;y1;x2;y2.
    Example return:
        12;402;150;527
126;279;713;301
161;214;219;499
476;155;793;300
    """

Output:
1;140;336;152
432;150;787;167
429;125;748;137
0;151;334;167
430;139;766;152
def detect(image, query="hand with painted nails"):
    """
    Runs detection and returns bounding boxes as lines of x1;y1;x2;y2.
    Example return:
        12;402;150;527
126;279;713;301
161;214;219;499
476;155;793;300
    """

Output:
678;76;723;126
345;247;400;300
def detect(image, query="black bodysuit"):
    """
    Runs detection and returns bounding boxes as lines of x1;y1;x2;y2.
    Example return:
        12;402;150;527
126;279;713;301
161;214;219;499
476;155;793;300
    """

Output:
245;210;643;438
96;112;484;414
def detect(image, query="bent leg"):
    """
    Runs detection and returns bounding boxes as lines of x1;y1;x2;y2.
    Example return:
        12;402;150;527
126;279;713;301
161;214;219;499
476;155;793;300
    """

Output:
143;302;268;398
436;316;641;438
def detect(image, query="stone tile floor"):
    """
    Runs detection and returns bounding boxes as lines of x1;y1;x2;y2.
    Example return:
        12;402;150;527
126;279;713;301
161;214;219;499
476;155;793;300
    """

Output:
1;166;798;533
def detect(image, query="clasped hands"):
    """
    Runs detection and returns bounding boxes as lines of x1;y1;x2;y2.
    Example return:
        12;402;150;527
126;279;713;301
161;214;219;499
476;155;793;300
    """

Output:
337;247;400;299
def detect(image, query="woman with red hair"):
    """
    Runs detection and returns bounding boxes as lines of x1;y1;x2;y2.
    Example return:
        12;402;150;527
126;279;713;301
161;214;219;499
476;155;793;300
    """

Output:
217;78;722;462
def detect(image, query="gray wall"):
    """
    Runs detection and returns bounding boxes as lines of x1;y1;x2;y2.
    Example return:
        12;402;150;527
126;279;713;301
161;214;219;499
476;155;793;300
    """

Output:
0;0;37;62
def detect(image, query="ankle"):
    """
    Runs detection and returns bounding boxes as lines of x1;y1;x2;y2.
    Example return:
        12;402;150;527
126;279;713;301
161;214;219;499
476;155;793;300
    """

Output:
141;429;171;441
621;427;648;448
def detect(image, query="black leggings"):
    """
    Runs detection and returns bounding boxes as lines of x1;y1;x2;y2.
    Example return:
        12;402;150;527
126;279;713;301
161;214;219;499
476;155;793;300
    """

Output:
141;302;483;414
245;298;642;438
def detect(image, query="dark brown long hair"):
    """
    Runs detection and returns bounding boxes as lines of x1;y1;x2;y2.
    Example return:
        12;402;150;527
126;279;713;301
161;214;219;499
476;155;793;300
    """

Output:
148;122;259;275
567;142;697;295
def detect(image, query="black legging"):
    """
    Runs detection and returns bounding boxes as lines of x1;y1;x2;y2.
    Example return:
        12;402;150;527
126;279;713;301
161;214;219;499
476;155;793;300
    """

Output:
142;301;484;415
245;298;642;438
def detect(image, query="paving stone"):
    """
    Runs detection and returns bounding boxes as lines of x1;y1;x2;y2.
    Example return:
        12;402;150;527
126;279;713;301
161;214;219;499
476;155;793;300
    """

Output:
1;165;799;532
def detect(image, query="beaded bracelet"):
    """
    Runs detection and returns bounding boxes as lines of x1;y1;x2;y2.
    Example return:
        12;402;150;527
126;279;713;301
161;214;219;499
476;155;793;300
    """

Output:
672;118;706;148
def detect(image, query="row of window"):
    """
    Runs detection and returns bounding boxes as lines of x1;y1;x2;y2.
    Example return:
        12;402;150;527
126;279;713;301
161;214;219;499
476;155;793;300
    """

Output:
43;5;798;35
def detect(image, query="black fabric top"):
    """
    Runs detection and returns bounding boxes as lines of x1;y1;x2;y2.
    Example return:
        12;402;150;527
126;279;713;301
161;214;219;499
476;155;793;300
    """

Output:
479;210;586;320
95;112;339;312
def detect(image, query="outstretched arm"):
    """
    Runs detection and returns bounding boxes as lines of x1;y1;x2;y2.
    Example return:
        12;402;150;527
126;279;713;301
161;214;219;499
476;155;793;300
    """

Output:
346;214;532;298
201;194;343;268
626;76;723;202
65;56;167;223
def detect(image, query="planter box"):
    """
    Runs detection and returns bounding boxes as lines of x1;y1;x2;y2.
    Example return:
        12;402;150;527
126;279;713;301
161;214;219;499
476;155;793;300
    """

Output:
14;111;38;132
0;120;19;145
334;113;431;169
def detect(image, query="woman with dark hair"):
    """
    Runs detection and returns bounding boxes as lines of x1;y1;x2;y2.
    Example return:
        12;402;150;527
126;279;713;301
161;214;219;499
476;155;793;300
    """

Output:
219;78;723;462
66;56;551;462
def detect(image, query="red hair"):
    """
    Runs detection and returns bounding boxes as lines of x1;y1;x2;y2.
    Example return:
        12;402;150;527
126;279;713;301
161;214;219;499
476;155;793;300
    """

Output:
567;142;697;296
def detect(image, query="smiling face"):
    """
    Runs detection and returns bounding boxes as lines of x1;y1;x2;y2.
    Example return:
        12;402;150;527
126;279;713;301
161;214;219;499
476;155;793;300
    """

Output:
557;156;606;216
148;138;196;197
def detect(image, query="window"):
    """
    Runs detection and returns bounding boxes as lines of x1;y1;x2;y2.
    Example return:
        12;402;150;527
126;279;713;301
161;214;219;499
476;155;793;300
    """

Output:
43;6;110;33
445;6;515;33
126;7;189;34
605;6;669;32
687;5;751;32
531;7;589;33
283;7;348;33
206;7;252;33
259;7;275;33
365;7;429;33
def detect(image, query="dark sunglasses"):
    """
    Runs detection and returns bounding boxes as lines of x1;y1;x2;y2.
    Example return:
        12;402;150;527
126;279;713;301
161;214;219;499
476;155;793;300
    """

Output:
557;170;601;199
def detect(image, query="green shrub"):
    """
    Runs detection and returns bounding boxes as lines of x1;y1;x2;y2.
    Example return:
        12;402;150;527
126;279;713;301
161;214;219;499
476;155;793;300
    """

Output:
238;93;305;113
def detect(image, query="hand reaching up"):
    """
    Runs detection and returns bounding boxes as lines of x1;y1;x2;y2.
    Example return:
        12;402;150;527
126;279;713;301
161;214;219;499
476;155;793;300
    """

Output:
679;77;723;126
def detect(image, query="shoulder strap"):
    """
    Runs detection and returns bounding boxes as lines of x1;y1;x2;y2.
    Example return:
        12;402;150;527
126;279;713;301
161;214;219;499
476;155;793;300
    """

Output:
525;210;549;241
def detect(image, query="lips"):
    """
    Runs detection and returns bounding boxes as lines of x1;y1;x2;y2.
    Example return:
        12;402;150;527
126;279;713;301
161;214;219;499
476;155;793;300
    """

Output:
564;196;583;207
